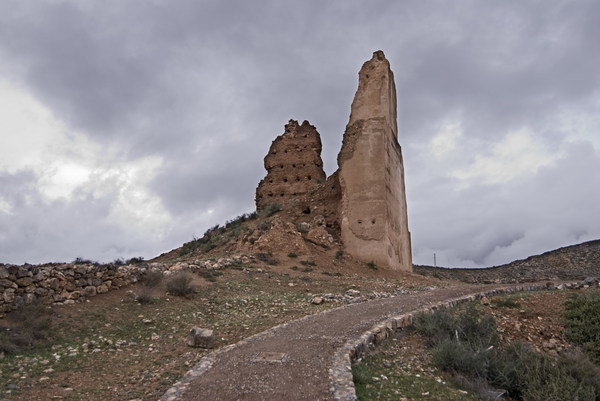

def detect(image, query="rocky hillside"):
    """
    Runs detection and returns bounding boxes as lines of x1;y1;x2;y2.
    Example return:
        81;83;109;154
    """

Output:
415;239;600;283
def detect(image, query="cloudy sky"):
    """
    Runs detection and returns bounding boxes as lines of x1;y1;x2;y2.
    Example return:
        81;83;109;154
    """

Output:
1;0;599;267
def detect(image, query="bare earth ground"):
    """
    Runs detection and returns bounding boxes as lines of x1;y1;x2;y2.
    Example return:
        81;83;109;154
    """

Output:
0;251;589;401
0;259;441;401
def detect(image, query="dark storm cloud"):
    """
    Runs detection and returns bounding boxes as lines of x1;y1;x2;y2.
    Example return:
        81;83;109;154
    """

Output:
1;0;599;265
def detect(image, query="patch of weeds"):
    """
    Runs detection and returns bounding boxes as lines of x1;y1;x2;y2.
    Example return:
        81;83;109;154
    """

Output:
287;252;298;258
1;299;53;354
352;342;481;401
299;276;312;283
166;272;197;297
301;267;314;273
262;202;281;217
112;258;125;265
140;270;163;287
322;271;342;277
366;261;378;270
300;260;316;266
491;296;521;308
198;269;223;282
136;288;156;304
564;291;600;363
290;266;299;271
255;252;279;265
126;256;145;264
335;249;344;260
414;305;599;401
258;220;272;231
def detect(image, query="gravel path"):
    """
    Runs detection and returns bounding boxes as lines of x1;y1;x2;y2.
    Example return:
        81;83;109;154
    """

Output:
162;283;543;401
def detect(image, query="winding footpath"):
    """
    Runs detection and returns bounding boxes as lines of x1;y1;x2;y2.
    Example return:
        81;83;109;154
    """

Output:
161;282;559;401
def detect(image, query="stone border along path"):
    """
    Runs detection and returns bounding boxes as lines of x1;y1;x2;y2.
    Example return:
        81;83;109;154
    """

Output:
161;282;577;401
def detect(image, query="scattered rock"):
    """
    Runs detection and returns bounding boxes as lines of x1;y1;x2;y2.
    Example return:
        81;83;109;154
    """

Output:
311;296;324;305
187;327;214;348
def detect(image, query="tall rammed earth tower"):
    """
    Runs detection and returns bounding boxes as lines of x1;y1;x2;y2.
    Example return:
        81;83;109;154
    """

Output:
337;50;412;270
255;50;412;271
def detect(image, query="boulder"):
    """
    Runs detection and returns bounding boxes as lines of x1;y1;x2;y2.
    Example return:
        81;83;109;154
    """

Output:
187;327;214;348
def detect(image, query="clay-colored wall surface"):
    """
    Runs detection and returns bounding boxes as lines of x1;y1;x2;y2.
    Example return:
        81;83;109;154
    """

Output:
256;120;326;212
338;51;412;271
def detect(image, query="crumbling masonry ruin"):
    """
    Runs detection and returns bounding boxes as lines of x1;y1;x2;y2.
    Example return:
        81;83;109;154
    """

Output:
256;51;412;271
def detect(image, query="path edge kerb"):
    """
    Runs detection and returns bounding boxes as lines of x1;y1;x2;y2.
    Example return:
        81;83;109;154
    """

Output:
329;282;577;401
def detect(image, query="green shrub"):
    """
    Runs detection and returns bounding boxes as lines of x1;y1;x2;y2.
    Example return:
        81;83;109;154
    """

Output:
300;260;316;266
366;261;378;270
287;252;298;258
491;297;521;308
263;202;281;217
335;250;344;260
166;272;197;298
564;292;600;363
126;256;145;264
417;307;599;401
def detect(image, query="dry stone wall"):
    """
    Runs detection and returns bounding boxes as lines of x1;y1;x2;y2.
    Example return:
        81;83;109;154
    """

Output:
0;262;144;313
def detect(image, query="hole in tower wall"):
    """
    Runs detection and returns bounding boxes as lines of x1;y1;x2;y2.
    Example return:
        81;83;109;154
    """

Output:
358;220;362;224
283;178;288;182
292;164;296;168
296;177;300;181
307;176;312;180
280;165;284;168
280;193;284;197
371;219;376;224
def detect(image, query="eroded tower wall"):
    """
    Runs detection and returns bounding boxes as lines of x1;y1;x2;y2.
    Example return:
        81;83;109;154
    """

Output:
337;51;412;271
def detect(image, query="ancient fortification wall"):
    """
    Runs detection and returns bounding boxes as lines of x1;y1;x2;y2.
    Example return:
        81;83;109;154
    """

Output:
255;51;412;271
256;120;326;214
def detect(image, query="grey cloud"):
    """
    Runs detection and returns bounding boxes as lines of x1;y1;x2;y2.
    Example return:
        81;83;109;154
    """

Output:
1;0;599;266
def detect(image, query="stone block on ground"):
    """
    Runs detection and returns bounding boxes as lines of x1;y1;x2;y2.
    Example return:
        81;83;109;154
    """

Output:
187;327;214;348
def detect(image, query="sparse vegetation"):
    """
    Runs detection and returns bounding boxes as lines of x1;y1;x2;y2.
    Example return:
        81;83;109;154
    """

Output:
564;292;600;363
255;252;279;265
166;272;197;297
141;270;164;287
262;202;281;217
287;252;298;258
258;220;272;231
73;257;97;265
197;269;223;282
300;260;316;266
409;304;599;401
0;299;53;354
335;250;344;260
366;261;378;270
491;296;521;308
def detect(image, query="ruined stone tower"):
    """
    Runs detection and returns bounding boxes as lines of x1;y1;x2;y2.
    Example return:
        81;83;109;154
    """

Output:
337;50;412;271
255;51;412;271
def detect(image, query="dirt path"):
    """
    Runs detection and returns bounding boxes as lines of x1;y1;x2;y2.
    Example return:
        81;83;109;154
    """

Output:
166;283;534;401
